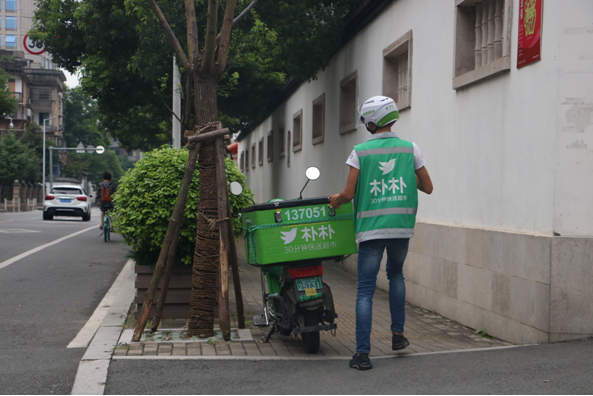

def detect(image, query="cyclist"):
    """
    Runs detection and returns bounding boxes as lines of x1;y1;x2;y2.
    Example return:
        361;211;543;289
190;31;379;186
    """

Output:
329;96;433;370
96;171;116;230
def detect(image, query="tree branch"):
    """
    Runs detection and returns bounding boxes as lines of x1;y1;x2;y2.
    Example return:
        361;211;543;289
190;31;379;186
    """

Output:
153;83;181;123
216;0;259;43
201;0;219;74
184;0;199;61
146;0;191;71
183;72;192;131
216;0;238;71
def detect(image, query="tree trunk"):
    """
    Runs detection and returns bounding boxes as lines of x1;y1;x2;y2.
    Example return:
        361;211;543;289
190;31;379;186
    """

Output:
188;76;221;337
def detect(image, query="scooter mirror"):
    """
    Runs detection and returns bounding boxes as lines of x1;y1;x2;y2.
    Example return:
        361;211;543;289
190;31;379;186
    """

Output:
229;181;243;196
305;166;321;181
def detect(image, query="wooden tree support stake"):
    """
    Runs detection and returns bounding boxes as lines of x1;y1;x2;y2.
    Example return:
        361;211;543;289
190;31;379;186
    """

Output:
227;197;245;329
187;128;229;143
215;136;232;341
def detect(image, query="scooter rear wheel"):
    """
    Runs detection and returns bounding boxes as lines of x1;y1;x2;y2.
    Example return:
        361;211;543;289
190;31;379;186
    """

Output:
301;310;320;354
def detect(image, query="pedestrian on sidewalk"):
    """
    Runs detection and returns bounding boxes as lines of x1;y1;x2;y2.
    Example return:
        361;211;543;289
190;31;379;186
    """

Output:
330;96;433;370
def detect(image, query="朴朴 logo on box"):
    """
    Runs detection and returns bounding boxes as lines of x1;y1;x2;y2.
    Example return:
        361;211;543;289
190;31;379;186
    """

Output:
280;228;298;245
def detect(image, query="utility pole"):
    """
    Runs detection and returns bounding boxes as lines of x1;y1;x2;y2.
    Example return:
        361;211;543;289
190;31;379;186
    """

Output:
172;56;181;149
42;116;57;195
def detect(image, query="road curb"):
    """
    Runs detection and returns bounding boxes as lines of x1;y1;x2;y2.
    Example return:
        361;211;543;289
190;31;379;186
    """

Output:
70;259;135;395
109;343;531;361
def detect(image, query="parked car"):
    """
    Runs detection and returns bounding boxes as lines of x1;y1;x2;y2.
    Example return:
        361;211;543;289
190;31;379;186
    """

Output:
43;184;92;221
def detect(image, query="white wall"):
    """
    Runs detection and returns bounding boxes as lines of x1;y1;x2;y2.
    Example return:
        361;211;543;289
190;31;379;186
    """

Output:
552;0;593;237
238;0;593;237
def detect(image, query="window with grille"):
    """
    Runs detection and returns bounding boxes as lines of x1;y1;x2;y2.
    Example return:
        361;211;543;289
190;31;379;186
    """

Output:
267;131;273;163
339;71;358;135
278;124;285;158
240;151;245;172
383;30;412;110
258;138;264;166
251;143;256;169
453;0;512;90
312;94;325;145
245;148;249;172
293;109;302;152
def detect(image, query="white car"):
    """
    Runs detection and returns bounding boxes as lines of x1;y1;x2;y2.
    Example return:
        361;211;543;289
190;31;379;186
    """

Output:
43;184;92;221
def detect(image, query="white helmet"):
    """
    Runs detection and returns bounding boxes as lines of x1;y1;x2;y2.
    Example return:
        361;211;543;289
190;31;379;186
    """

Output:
358;96;399;133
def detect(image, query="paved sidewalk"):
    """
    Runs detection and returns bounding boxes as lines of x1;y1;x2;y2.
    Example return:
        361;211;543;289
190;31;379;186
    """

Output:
114;247;512;359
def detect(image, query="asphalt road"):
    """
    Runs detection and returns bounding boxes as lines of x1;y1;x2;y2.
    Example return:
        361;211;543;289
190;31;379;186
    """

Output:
0;208;130;394
105;339;593;394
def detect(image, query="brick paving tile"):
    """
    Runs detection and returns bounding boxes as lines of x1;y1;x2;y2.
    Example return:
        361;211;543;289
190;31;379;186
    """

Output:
129;343;143;351
319;341;339;357
201;344;217;356
143;345;157;356
338;339;358;355
113;348;128;356
256;341;278;356
372;339;395;355
416;340;450;352
172;343;186;356
406;344;432;353
127;348;144;356
158;343;172;356
323;340;352;357
242;342;262;356
281;338;307;357
215;344;232;356
229;343;246;356
186;344;201;356
270;340;293;356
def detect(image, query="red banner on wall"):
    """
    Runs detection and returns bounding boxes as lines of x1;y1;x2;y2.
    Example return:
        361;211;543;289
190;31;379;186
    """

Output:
517;0;543;68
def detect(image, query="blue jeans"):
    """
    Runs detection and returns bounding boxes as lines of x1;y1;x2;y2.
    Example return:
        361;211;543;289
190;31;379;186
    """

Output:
356;238;409;354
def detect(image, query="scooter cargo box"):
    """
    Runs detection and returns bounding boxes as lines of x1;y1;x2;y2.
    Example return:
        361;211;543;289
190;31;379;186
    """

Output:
241;197;357;266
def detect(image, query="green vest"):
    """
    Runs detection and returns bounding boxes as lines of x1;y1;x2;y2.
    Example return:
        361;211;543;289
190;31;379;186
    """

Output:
353;134;418;243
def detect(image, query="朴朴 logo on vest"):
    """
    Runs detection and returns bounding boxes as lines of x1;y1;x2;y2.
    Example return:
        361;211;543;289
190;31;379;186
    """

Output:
280;228;298;245
379;159;396;175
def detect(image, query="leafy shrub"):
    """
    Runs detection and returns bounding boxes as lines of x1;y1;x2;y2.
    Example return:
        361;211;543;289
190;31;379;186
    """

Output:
113;146;254;266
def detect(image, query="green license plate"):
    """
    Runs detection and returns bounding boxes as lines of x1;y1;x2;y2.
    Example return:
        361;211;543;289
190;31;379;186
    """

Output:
296;276;323;292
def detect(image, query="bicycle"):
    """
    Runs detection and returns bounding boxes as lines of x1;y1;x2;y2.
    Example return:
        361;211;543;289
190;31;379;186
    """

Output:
100;204;114;242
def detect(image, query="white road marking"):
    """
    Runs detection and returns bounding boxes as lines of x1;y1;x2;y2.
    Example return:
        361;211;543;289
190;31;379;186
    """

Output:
0;226;96;270
0;229;42;233
70;260;136;395
68;260;133;348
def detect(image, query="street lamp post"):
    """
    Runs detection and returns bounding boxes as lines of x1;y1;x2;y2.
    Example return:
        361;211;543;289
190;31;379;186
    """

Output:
42;116;57;195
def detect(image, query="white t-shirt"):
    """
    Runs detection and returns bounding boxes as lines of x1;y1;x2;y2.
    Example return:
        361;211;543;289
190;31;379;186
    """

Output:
346;133;426;170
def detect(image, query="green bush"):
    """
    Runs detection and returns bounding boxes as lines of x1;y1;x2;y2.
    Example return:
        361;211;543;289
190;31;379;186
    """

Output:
113;146;254;266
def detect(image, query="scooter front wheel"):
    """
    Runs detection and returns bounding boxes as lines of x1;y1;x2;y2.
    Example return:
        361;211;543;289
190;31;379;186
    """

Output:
301;310;320;354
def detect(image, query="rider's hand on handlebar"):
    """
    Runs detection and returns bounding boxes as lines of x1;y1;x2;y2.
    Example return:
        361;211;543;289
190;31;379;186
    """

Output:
329;194;341;209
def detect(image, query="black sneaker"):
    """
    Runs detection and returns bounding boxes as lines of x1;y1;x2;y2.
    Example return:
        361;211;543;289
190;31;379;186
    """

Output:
349;353;372;370
392;334;410;350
